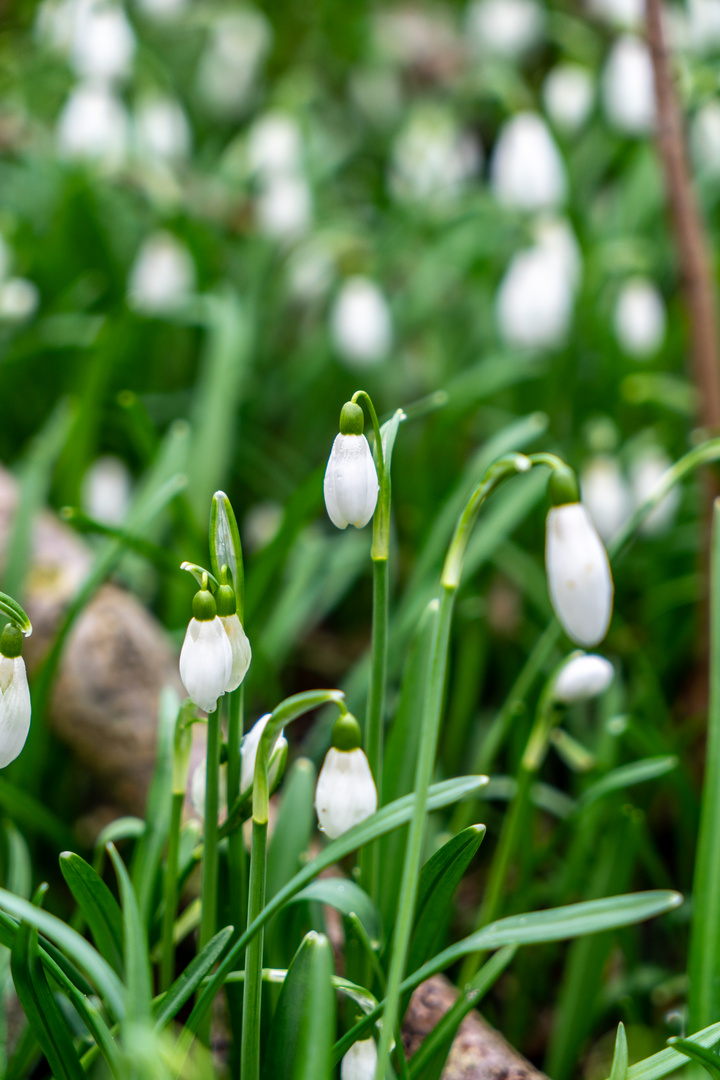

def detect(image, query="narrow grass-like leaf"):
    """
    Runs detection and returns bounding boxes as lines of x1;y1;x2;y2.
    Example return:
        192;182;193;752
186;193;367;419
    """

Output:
4;822;31;899
668;1039;720;1080
610;1023;629;1080
59;852;123;975
107;844;152;1026
154;926;234;1030
210;489;243;605
0;780;77;851
290;880;382;948
93;817;145;872
578;757;679;811
624;1021;720;1080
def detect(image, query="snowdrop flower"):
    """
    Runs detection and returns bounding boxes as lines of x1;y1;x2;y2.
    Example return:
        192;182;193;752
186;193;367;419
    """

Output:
588;0;643;28
256;173;312;241
685;0;720;52
0;279;39;322
134;95;191;163
0;625;31;769
533;216;583;289
490;112;567;211
324;402;379;530
196;11;272;117
56;81;129;167
554;652;615;703
581;456;632;541
316;713;377;840
215;580;251;692
70;3;135;82
247;112;303;178
545;471;614;647
240;713;288;795
602;35;655;135
543;64;594;133
341;1037;378;1080
390;105;481;204
82;455;132;526
614;278;666;358
330;277;392;368
286;241;335;303
630;445;680;536
127;232;195;315
691;101;720;176
190;759;228;818
496;246;574;350
466;0;545;59
179;587;233;714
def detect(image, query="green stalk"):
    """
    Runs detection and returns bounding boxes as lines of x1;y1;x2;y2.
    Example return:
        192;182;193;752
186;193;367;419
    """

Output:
689;498;720;1032
241;818;268;1080
160;792;184;993
227;688;247;938
198;706;221;1043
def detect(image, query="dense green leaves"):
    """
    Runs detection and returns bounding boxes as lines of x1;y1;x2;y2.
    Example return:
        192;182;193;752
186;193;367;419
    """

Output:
59;851;123;975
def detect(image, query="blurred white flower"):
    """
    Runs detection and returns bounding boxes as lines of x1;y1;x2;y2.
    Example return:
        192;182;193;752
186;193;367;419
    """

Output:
82;455;132;526
466;0;545;58
196;10;272;117
135;0;189;19
247;112;303;178
316;747;377;839
496;246;574;350
56;81;129;166
602;35;655;135
490;112;567;211
0;278;39;322
190;759;227;818
614;278;666;358
330;277;392;367
543;64;595;133
349;67;403;128
390;105;481;204
0;628;31;770
587;0;643;29
554;653;615;702
70;3;135;82
286;242;335;303
630;445;680;535
256;173;312;241
134;95;191;163
341;1038;378;1080
374;7;460;73
127;232;195;315
691;101;720;176
533;216;583;289
580;456;632;541
240;713;288;795
683;0;720;52
545;502;614;646
180;615;233;715
324;433;379;530
244;502;284;552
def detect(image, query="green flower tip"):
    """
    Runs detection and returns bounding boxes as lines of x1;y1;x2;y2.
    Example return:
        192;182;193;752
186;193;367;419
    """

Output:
331;712;362;751
0;624;22;658
339;401;364;436
192;588;217;621
548;464;580;506
216;581;236;617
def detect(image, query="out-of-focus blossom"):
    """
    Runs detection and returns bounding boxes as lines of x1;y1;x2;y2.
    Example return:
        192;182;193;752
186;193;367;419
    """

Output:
247;112;303;178
256;173;312;241
374;7;462;80
602;35;655;135
490;112;567;211
56;81;129;166
614;278;666;358
330;277;392;368
390;105;481;204
533;216;583;289
466;0;545;58
581;456;632;541
543;64;595;133
82;455;133;526
134;95;191;163
349;68;403;128
497;247;574;349
286;241;335;303
554;653;615;702
196;10;272;117
136;0;189;20
691;101;720;176
70;3;135;82
341;1038;378;1080
630;445;680;535
588;0;643;29
0;279;40;322
127;232;195;315
244;502;284;552
672;0;720;53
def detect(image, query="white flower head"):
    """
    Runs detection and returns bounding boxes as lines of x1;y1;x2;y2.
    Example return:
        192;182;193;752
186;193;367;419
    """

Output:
341;1037;378;1080
546;501;614;647
127;232;195;315
82;454;133;526
240;713;288;795
543;64;595;133
580;456;632;542
190;759;228;819
56;81;129;167
0;279;40;322
496;245;574;350
0;626;31;769
630;445;680;536
490;111;567;211
179;590;233;714
466;0;545;59
70;3;135;82
691;101;720;176
196;11;272;117
614;278;666;358
588;0;644;28
330;276;392;368
247;112;303;178
324;403;379;530
602;35;655;135
390;104;481;204
316;713;377;840
554;652;615;703
134;95;191;163
256;173;312;241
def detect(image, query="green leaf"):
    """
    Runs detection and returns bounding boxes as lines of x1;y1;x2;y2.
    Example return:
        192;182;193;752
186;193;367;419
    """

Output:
154;926;234;1030
59;852;124;976
262;931;335;1080
107;844;152;1026
266;758;317;902
290;880;382;949
625;1021;720;1080
0;781;77;851
610;1023;629;1080
93;817;145;873
379;408;406;474
668;1039;720;1080
579;757;679;811
4;822;31;899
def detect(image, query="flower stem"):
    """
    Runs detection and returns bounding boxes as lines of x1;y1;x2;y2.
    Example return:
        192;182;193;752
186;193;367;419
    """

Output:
226;687;247;935
198;705;221;1043
160;790;184;993
241;817;268;1080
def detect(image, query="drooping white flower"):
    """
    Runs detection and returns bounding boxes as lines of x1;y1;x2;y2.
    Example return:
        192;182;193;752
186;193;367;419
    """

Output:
243;502;285;552
324;433;379;530
127;232;195;315
70;3;135;82
466;0;545;59
630;445;680;536
614;278;666;358
0;279;40;322
390;104;481;204
247;112;303;178
543;64;594;133
580;456;632;542
554;653;615;703
691;101;720;176
133;95;191;163
602;35;655;135
316;747;377;839
341;1037;378;1080
56;81;129;167
82;455;132;526
496;246;574;350
0;628;31;770
220;614;252;692
256;173;312;241
587;0;643;29
196;11;272;117
240;713;288;795
330;277;392;368
545;502;614;647
533;216;583;289
179;611;233;715
490;112;567;211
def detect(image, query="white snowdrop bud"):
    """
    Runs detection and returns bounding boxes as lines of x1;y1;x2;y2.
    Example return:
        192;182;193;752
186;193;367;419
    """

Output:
70;4;135;82
588;0;643;28
466;0;545;59
602;35;655;135
496;246;574;350
490;112;567;211
82;455;132;526
390;105;481;204
614;279;666;358
247;112;303;178
330;277;392;368
546;502;614;647
316;713;377;840
240;713;287;795
136;0;189;20
196;11;272;117
554;653;615;703
630;446;680;536
127;232;195;315
56;82;129;167
0;279;40;322
533;216;583;289
543;64;594;133
134;95;191;163
341;1037;378;1080
324;402;379;530
0;626;31;770
256;173;312;241
580;456;632;542
179;589;233;715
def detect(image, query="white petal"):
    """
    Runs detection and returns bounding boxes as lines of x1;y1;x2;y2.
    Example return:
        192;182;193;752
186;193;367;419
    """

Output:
545;503;614;647
179;617;233;714
315;748;378;840
220;614;252;691
341;1037;378;1080
323;434;379;530
0;657;31;769
241;713;286;794
554;654;615;702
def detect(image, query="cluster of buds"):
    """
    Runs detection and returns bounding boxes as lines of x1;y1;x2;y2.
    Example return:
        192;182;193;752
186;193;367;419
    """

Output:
179;570;251;714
